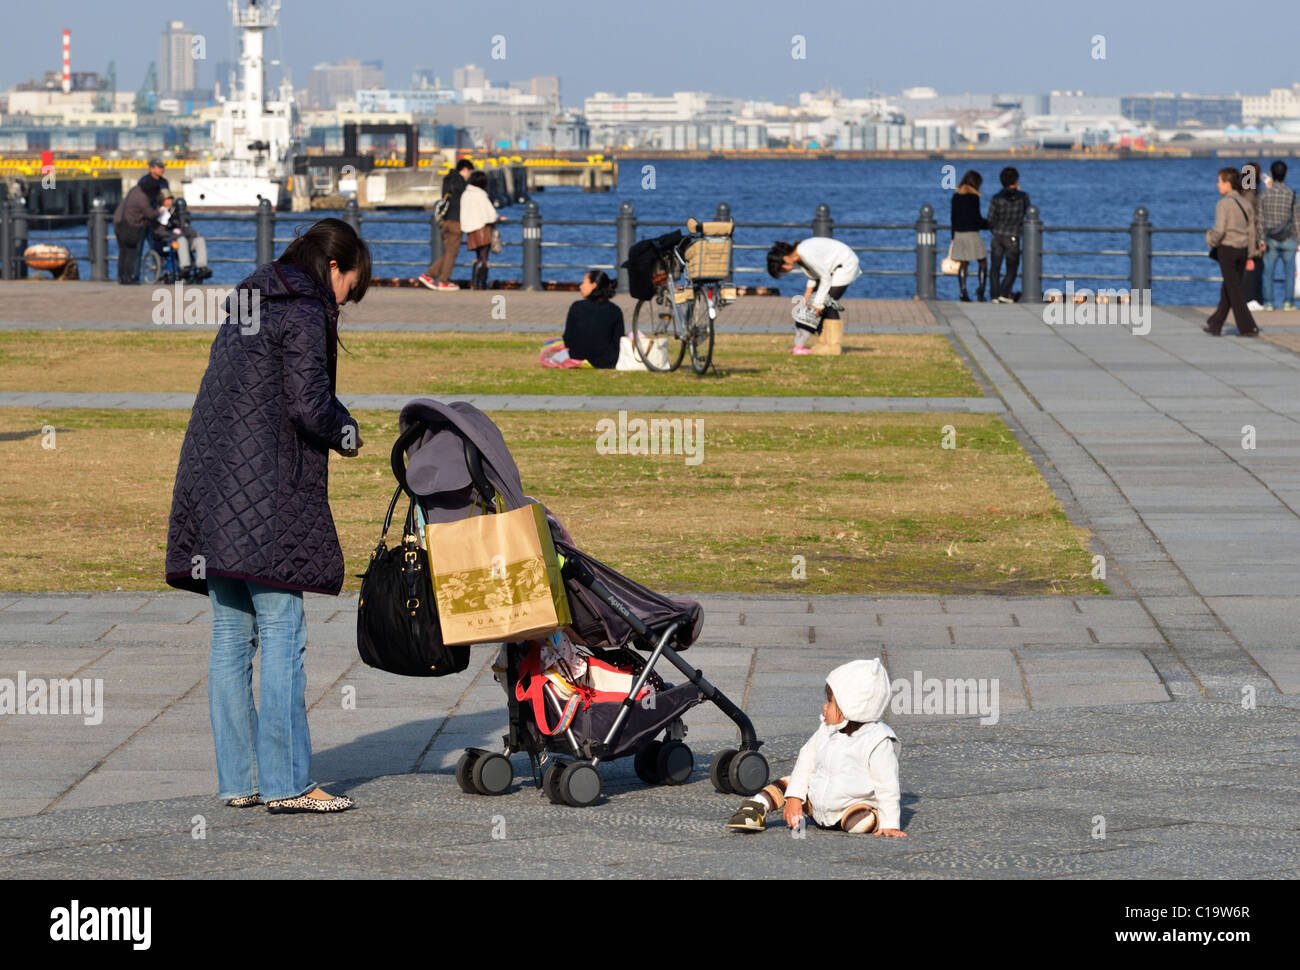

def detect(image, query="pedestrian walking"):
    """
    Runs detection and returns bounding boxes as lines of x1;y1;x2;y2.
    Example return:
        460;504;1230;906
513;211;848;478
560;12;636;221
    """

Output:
1204;167;1260;337
987;166;1030;303
1241;161;1266;308
165;218;371;813
419;158;473;290
460;169;504;290
1258;160;1299;311
950;170;989;302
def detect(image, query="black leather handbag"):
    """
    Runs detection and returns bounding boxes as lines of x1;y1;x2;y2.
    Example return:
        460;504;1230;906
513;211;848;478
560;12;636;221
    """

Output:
356;483;470;677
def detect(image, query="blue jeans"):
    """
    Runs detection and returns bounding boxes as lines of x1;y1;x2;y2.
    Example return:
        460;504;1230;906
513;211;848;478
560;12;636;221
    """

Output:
1261;238;1297;307
207;576;315;802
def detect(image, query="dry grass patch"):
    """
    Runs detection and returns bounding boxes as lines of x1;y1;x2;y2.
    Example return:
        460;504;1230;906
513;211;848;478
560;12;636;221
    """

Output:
0;409;1100;596
0;330;980;399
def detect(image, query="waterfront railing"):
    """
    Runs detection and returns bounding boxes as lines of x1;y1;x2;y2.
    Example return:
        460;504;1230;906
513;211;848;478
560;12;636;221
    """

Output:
0;196;1228;300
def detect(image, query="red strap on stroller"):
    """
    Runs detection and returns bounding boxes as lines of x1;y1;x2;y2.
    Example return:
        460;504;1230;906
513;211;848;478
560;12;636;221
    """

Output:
515;642;647;736
516;641;582;736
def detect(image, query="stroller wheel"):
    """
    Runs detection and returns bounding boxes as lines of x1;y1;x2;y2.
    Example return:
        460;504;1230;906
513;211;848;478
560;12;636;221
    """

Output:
542;760;566;804
560;763;601;808
656;740;694;786
727;750;770;797
710;749;738;794
471;752;513;796
634;741;663;785
455;751;480;794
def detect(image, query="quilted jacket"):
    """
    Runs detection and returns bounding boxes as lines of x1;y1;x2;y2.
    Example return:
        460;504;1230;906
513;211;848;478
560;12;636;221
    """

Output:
165;261;359;596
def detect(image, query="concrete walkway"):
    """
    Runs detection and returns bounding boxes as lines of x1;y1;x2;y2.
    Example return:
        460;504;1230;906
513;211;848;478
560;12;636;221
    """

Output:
3;296;1299;877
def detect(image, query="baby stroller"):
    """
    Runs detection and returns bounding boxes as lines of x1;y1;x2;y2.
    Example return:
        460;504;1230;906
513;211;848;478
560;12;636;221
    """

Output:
386;399;770;807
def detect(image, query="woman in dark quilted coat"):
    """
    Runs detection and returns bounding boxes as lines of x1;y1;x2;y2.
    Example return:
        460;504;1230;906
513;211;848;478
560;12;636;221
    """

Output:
165;218;369;814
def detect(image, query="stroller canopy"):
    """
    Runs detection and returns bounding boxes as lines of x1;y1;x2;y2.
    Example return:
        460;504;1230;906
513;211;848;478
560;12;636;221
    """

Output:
395;399;704;649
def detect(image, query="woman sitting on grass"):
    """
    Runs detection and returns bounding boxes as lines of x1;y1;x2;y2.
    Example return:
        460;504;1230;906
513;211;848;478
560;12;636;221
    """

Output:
542;270;624;369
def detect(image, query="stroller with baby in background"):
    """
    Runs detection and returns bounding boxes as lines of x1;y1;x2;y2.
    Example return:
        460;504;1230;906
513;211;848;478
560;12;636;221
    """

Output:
371;399;769;807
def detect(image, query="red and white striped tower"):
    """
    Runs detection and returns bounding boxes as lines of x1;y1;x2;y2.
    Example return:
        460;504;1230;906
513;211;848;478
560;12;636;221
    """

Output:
61;29;71;94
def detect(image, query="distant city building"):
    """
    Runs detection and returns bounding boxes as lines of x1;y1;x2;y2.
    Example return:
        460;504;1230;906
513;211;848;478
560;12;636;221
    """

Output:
899;90;1045;118
1047;91;1122;116
435;101;572;149
307;59;385;109
1121;93;1241;128
411;68;442;89
356;89;459;114
158;21;198;99
599;121;765;151
584;91;744;125
524;75;560;110
1243;84;1300;122
838;121;955;151
453;64;486;89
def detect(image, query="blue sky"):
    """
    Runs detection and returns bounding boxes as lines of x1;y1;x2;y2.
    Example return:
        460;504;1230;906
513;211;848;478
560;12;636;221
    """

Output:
6;0;1288;103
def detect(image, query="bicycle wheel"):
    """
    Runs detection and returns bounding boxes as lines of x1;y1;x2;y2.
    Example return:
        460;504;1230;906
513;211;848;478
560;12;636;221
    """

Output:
141;248;163;285
687;287;715;375
631;289;687;372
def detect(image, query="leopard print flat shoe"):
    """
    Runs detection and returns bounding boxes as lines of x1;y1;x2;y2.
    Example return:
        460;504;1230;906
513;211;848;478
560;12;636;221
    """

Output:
265;792;356;814
226;794;262;808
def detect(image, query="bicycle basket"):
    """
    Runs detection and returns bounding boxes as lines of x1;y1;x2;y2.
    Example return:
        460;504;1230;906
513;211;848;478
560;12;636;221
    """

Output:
684;237;732;281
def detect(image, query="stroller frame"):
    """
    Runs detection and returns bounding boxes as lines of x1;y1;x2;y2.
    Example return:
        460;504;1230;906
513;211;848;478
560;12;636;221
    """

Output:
392;412;770;806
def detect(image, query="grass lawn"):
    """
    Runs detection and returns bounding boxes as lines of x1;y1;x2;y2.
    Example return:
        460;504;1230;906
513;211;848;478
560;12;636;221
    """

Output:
0;408;1102;596
0;330;980;399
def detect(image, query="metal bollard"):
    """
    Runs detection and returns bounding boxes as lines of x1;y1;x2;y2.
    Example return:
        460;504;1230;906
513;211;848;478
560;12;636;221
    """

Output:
615;200;636;294
11;204;28;279
915;204;937;300
1021;205;1043;303
88;197;108;281
715;202;734;284
812;203;833;238
428;207;443;277
521;200;542;291
1129;206;1152;295
256;198;275;266
0;199;12;280
342;198;362;236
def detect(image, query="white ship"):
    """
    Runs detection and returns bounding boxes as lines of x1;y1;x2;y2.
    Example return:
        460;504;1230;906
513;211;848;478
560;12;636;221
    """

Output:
184;0;296;210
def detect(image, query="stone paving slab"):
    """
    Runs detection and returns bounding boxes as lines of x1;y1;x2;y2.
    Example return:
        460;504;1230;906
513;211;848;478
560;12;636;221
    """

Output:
0;283;937;330
1;699;1294;879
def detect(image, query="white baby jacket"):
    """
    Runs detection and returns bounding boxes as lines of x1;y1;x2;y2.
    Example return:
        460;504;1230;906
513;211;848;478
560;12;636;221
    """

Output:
785;658;901;830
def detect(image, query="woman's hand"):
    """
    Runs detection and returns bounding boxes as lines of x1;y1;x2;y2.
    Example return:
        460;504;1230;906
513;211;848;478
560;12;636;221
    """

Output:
341;430;364;458
783;797;805;829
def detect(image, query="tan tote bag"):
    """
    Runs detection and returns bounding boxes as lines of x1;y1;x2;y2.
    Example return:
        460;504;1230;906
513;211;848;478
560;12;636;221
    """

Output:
426;501;572;646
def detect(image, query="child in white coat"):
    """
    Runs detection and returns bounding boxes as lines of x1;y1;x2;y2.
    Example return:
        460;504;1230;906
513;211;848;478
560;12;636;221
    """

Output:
727;658;905;836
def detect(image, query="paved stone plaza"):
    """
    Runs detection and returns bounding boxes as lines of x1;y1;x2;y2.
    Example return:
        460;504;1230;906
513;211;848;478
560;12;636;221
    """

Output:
1;289;1298;877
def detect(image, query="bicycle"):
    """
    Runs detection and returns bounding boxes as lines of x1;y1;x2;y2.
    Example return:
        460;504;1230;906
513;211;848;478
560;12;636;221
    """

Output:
629;217;735;375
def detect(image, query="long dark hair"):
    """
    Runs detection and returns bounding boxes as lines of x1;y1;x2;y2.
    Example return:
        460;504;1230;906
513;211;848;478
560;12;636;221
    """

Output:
767;241;796;278
584;269;616;300
467;170;489;189
959;170;982;191
278;217;372;304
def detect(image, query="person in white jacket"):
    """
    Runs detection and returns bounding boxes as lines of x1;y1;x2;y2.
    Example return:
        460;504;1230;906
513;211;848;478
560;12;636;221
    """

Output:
460;170;504;290
727;658;904;836
767;238;862;357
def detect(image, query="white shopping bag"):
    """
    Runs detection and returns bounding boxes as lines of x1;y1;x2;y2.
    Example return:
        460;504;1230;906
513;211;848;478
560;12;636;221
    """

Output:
615;333;670;371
